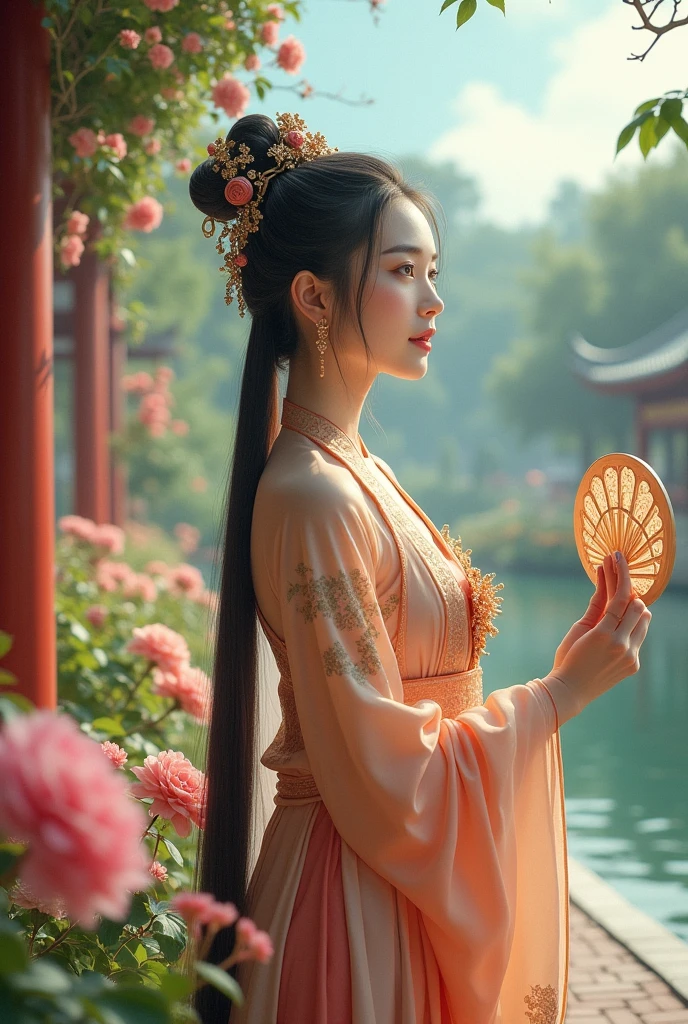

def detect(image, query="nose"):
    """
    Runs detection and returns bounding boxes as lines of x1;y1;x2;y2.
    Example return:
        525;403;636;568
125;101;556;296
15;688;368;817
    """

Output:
420;288;444;318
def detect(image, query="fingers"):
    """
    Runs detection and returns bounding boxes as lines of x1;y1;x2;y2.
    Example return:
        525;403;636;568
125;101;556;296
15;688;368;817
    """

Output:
600;551;635;630
582;563;608;627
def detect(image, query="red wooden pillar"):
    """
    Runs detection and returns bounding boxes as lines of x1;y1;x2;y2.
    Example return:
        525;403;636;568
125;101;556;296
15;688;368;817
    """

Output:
73;249;111;523
0;3;56;708
110;323;129;528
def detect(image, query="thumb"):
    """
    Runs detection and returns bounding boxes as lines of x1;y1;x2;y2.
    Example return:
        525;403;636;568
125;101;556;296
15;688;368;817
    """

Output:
580;563;608;629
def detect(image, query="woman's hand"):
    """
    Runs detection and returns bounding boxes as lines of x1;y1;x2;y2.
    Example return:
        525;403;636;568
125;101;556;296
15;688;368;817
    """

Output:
543;550;653;716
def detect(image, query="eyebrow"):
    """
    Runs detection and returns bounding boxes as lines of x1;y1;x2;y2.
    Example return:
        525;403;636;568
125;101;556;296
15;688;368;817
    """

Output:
381;244;439;260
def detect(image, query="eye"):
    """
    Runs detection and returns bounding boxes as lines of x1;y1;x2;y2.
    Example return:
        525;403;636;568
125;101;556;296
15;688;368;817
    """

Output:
397;263;440;282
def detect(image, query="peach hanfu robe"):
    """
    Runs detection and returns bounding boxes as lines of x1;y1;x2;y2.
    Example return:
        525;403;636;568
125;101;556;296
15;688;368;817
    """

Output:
229;397;578;1024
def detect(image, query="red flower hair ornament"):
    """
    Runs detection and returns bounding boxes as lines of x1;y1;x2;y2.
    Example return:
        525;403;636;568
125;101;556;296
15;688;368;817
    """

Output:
199;111;337;317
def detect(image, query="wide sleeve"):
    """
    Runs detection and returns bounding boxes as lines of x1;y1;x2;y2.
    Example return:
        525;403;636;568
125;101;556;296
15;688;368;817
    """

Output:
270;474;572;1024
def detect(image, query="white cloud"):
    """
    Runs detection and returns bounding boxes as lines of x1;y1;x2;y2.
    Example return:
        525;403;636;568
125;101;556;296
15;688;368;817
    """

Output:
428;3;687;228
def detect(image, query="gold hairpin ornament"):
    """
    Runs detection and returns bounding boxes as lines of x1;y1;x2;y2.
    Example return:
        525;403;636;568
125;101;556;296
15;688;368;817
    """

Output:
200;111;338;317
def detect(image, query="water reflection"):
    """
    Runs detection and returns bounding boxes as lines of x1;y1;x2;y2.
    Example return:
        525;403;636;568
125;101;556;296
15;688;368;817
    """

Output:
481;570;688;940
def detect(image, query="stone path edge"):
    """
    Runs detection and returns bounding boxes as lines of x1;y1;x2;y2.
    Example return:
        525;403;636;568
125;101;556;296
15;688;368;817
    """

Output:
569;855;688;1003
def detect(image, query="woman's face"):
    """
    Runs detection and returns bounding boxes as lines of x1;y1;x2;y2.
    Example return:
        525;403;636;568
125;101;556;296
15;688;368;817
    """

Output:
346;196;445;381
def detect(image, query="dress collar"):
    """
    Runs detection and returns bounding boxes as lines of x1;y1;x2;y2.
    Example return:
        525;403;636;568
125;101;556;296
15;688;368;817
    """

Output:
281;397;372;462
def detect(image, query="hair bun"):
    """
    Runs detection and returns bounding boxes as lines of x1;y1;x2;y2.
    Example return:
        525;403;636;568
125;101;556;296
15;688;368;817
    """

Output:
189;113;281;222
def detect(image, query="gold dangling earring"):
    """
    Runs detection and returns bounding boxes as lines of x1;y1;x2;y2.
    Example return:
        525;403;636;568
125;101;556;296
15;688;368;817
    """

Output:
315;317;329;379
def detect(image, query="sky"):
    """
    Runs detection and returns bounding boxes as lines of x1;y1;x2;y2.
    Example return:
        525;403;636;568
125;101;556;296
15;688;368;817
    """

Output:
241;0;688;229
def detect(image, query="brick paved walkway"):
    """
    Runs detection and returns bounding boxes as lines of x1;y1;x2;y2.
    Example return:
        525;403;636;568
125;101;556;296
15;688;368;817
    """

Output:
566;902;688;1023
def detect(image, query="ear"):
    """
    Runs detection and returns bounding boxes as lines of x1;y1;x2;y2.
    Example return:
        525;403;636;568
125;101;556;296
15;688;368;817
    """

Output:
290;269;332;325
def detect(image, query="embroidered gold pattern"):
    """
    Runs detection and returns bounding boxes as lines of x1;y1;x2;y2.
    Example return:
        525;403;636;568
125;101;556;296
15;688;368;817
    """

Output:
281;399;470;676
524;984;558;1024
380;591;400;621
286;562;384;686
440;525;504;671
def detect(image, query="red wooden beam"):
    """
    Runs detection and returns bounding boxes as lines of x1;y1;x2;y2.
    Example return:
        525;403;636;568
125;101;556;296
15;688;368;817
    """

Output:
0;3;56;708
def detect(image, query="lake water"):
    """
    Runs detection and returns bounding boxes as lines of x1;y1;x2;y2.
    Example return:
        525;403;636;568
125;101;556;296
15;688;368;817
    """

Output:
481;570;688;941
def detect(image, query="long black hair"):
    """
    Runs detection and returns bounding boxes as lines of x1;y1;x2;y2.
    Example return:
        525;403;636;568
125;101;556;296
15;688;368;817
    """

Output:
187;112;441;1023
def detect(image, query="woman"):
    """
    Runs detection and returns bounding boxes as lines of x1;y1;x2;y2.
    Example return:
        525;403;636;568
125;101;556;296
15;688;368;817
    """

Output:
188;112;652;1024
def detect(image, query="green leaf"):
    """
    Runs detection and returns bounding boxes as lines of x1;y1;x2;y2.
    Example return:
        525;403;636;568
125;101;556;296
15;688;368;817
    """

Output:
128;892;152;929
92;716;127;737
194;961;244;1006
0;631;13;658
0;840;25;878
0;916;29;975
654;116;670;143
634;97;659;116
8;958;72;995
0;669;18;687
97;916;126;949
151;910;187;963
672;115;688;145
0;694;34;722
638;114;657;157
158;971;193;1000
120;248;136;268
106;163;126;183
615;121;638;155
160;836;184;867
115;941;141;969
96;984;170;1024
484;0;505;11
456;0;477;27
439;0;458;12
92;648;108;668
660;97;683;126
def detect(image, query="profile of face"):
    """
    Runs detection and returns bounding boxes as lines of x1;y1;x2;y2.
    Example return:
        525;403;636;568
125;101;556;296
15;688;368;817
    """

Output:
291;196;445;385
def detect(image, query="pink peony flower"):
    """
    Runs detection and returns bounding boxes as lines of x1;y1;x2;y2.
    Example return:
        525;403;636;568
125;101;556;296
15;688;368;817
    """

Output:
166;563;205;600
173;522;200;555
143;0;179;10
145;560;169;577
149;860;168;882
66;211;90;236
145;26;162;44
276;36;306;75
170;419;189;436
90;523;126;555
122;370;154;393
0;710;150;928
128;114;156;137
85;604;108;629
144;137;162;156
123;196;164;233
68;127;99;158
148;42;174;69
151;664;212;723
211;74;250;118
138;390;171;434
119;29;141;49
249;930;274;963
182;32;203;54
170;891;238;940
95;559;135;593
126;623;190;674
129;750;206;837
60;234;85;269
103;133;127;161
58;514;97;542
122;572;158;603
175;157;191;173
260;20;280;45
101;740;128;769
9;879;67;919
244;53;261;71
154;365;175;385
233;916;274;963
266;3;285;19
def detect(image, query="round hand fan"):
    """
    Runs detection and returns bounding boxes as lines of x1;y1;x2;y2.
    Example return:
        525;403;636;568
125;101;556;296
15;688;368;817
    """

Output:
573;452;676;605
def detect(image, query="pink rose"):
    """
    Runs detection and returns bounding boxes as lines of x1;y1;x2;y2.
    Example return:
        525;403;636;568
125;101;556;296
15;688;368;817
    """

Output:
95;560;135;593
126;622;190;674
121;572;158;603
9;879;67;919
145;26;162;44
148;42;174;69
59;234;85;269
276;35;305;75
128;114;156;137
144;137;162;156
58;514;97;542
68;127;98;158
151;664;212;723
0;711;150;928
266;3;285;20
85;604;108;628
171;891;239;940
166;563;205;600
101;740;128;769
155;365;175;385
122;370;154;393
260;20;279;46
145;560;170;577
129;750;207;837
119;29;141;49
211;74;250;118
244;53;261;71
103;133;127;160
173;522;200;555
90;522;126;555
66;210;89;236
149;860;168;882
170;418;189;435
181;32;203;54
174;157;191;173
143;0;179;10
123;196;164;232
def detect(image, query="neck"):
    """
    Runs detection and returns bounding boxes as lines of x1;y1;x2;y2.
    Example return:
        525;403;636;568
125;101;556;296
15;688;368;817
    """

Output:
284;368;374;456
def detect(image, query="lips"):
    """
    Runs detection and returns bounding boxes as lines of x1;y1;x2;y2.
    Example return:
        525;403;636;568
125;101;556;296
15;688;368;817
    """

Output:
409;329;436;342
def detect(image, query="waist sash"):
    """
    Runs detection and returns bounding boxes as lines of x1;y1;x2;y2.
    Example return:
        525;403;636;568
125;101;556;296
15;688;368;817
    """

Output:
274;666;484;805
